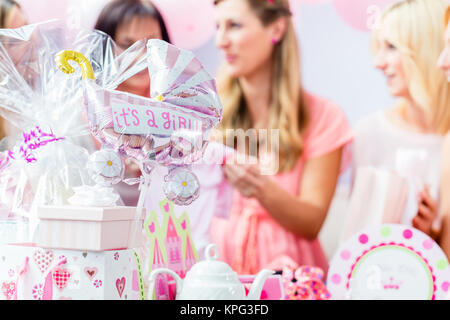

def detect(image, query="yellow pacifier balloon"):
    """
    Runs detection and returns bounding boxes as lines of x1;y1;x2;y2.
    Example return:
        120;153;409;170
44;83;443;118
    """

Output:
55;50;95;80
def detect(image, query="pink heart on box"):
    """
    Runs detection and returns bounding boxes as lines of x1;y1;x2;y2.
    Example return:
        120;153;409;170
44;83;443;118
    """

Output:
1;281;16;300
33;249;54;274
149;222;155;233
116;277;126;298
181;220;187;230
163;202;170;212
84;267;98;281
52;268;72;290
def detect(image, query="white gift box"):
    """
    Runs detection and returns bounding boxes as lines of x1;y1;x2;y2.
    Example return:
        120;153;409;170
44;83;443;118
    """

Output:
36;205;145;251
0;244;141;300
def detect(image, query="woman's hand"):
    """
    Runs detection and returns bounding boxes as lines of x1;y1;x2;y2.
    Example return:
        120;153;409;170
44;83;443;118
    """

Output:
412;185;438;238
222;155;273;199
221;147;343;240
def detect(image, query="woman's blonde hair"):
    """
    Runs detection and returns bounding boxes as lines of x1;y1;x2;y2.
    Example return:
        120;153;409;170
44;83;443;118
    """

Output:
214;0;307;172
444;6;450;27
445;5;450;27
372;0;450;134
0;0;20;143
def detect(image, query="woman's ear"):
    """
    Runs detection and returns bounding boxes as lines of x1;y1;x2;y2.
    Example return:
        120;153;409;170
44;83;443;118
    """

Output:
269;16;288;44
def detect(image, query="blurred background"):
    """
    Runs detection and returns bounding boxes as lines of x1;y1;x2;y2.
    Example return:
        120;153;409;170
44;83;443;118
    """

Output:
16;0;402;259
17;0;398;126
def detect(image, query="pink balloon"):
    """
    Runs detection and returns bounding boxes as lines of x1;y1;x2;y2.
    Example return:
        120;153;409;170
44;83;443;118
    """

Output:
294;0;331;3
332;0;398;32
18;0;109;30
17;0;68;23
152;0;216;50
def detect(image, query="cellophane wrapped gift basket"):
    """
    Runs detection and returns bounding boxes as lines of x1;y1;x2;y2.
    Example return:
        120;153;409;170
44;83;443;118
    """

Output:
0;21;149;300
0;19;228;300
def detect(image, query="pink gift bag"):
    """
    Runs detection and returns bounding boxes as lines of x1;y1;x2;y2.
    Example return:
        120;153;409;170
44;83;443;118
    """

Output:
341;166;409;241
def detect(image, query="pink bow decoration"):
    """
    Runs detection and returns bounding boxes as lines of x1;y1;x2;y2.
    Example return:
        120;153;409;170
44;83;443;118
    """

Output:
282;266;331;300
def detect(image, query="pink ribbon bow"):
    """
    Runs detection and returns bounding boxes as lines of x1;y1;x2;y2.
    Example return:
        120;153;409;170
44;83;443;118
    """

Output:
281;266;331;300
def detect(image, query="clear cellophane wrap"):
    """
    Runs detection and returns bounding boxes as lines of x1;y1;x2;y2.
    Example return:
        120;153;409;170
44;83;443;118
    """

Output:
0;21;138;243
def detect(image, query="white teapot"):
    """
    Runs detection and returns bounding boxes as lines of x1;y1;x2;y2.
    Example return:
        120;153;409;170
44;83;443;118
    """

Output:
148;244;273;300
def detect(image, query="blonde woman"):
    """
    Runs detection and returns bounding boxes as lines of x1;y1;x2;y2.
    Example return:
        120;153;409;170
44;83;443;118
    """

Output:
349;0;450;240
210;0;353;274
438;5;450;259
437;5;450;78
0;0;27;150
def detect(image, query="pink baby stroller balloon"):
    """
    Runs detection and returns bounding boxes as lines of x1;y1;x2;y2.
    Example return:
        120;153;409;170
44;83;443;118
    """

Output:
152;0;216;49
62;39;223;205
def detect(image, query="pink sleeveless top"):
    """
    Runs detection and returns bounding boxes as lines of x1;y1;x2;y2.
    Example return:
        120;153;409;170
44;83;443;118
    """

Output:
210;92;353;274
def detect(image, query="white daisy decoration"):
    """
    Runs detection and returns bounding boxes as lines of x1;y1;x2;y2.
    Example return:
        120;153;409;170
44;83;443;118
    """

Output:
89;149;123;185
163;167;200;206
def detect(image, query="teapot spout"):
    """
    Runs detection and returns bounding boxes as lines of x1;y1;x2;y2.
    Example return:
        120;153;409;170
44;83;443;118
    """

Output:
247;269;273;300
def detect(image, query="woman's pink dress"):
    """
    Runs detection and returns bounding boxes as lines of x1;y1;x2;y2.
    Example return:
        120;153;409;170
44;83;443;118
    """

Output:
210;92;354;274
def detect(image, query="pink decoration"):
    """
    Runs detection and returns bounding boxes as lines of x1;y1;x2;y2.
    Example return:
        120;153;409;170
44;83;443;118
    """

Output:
442;282;449;292
83;39;222;206
84;267;98;281
14;257;29;300
149;222;156;233
36;206;144;251
340;250;351;260
17;0;68;23
359;234;369;244
181;220;187;230
332;0;397;32
18;0;109;31
403;229;413;239
184;235;196;274
294;0;330;4
0;126;65;167
34;250;54;272
116;277;126;298
43;268;55;300
331;274;341;285
32;283;44;300
423;239;434;250
1;281;16;300
152;0;216;49
152;238;170;300
132;270;139;291
52;268;72;290
345;241;439;300
282;266;331;300
165;216;184;278
164;202;170;213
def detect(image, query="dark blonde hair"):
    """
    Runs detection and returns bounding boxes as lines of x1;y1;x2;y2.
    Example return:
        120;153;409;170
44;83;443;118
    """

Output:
214;0;307;172
445;5;450;27
372;0;450;134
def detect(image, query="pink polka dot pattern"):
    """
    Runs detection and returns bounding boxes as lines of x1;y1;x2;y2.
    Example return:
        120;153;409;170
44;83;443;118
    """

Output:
359;234;368;244
442;282;449;292
403;229;413;239
340;250;351;260
331;274;341;285
423;239;434;250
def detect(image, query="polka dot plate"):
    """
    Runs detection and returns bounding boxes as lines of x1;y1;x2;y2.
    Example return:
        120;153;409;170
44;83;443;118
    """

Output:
327;224;450;300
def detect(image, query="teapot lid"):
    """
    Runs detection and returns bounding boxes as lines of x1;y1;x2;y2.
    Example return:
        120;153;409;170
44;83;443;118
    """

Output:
188;244;238;278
